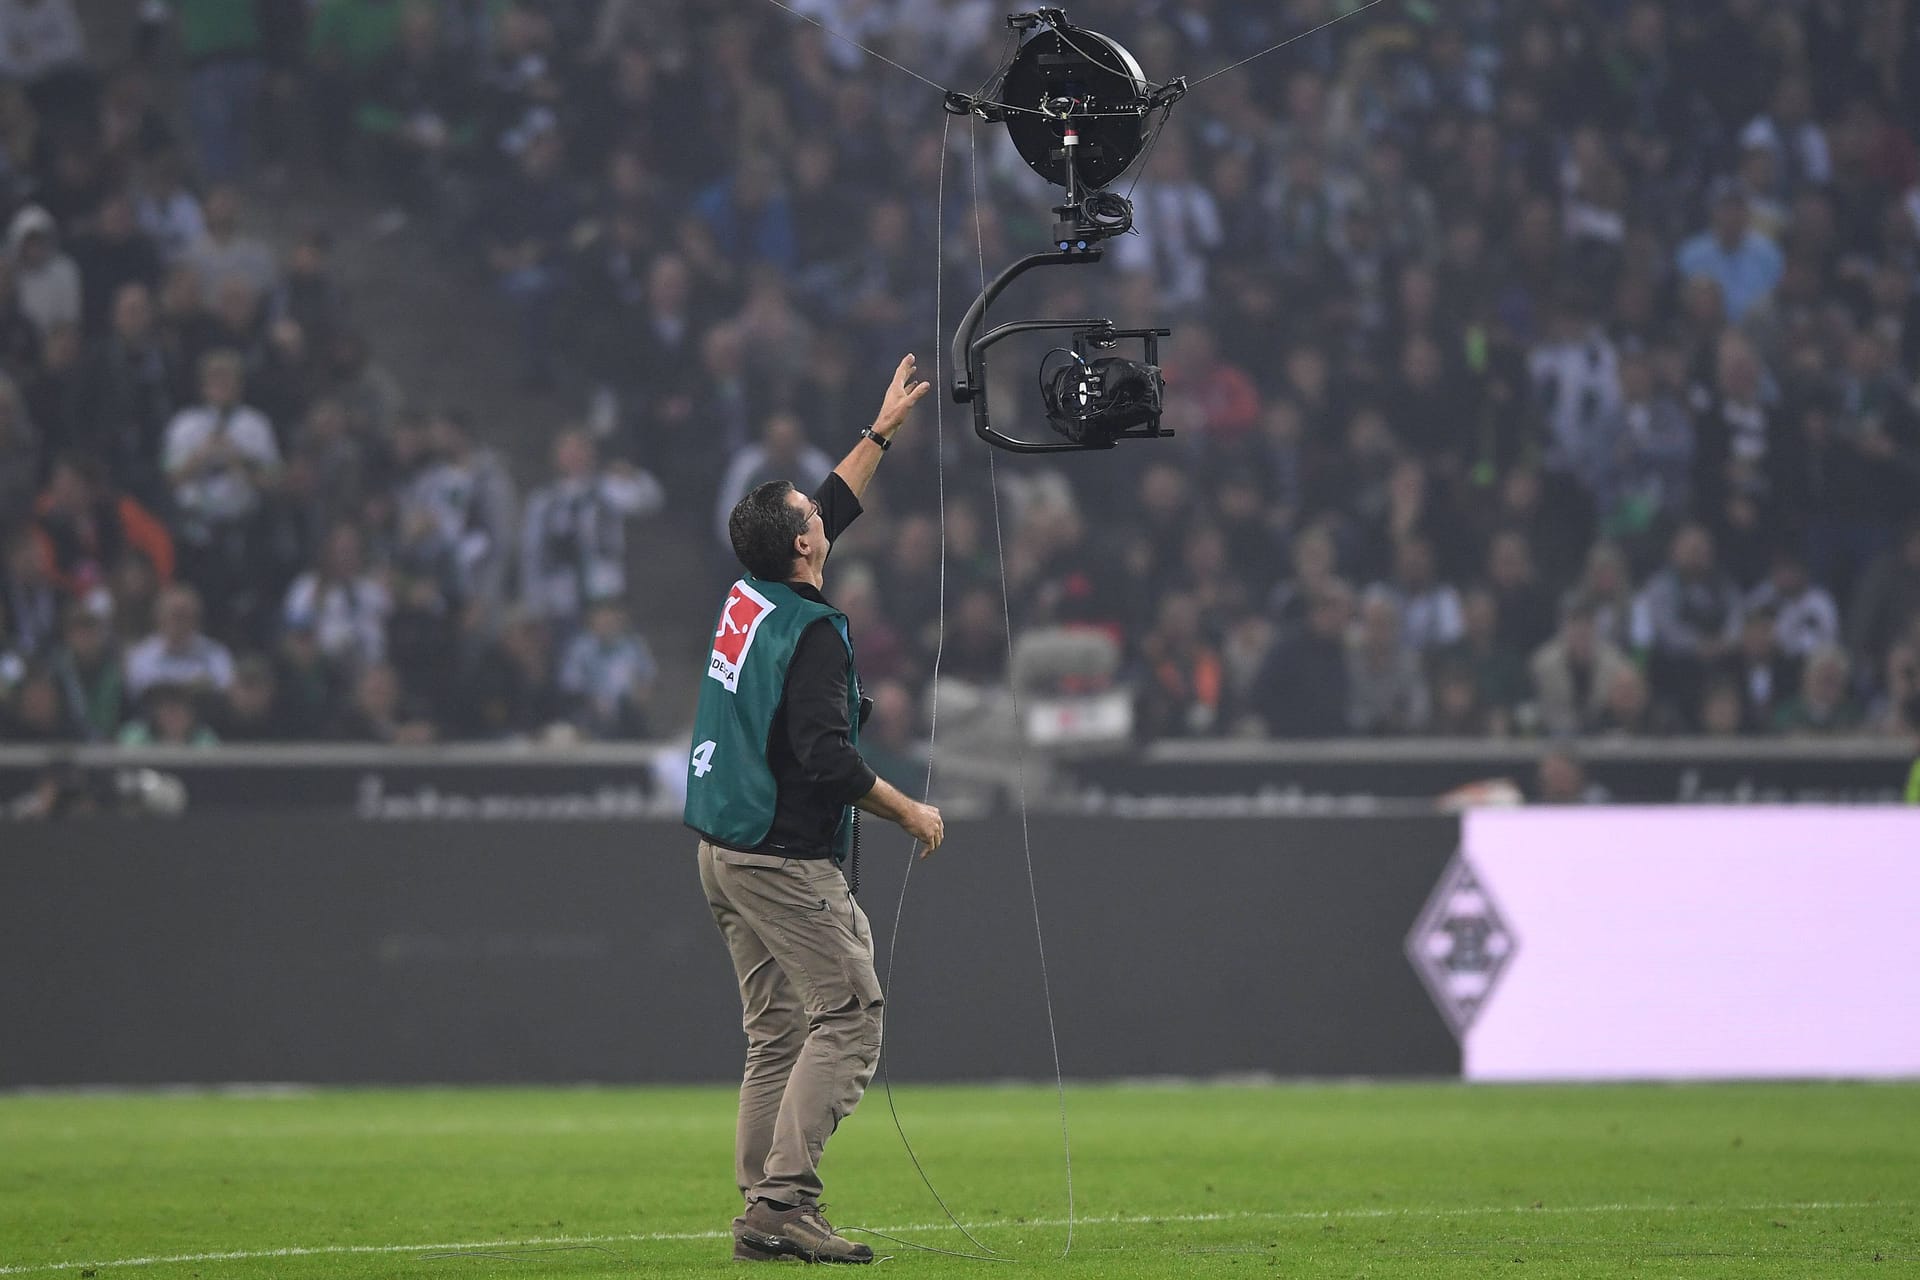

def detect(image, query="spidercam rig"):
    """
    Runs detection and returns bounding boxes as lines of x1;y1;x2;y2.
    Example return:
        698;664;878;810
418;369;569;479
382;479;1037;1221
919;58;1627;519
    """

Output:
946;8;1187;453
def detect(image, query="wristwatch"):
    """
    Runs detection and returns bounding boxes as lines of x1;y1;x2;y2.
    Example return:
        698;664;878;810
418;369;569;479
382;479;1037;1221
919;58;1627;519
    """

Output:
860;426;892;451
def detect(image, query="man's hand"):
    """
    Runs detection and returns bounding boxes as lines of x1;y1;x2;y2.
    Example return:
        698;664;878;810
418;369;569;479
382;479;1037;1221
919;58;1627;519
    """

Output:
874;353;932;438
901;800;945;857
858;776;946;857
836;354;933;500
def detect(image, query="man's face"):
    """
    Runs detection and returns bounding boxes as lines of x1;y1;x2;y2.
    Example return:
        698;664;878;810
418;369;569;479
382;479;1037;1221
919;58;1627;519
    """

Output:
788;488;826;578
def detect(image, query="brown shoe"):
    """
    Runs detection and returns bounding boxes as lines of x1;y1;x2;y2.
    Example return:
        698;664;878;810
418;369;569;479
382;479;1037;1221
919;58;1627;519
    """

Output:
732;1215;785;1262
738;1200;874;1264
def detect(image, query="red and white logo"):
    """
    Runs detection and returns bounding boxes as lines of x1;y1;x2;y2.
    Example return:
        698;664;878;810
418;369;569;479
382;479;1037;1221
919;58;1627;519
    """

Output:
708;580;776;692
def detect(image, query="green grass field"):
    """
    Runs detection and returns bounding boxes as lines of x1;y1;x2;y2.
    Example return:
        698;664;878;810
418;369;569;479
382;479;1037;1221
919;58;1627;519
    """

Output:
2;1082;1915;1278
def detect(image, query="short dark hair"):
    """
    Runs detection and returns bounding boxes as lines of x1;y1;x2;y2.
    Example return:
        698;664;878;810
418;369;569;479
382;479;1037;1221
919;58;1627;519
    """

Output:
729;480;807;581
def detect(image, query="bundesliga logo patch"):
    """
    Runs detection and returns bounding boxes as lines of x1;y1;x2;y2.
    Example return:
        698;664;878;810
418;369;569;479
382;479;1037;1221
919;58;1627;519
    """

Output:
709;581;776;692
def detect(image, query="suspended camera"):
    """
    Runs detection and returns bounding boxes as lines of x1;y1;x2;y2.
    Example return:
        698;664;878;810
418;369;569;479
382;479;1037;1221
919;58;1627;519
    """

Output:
947;8;1186;453
1039;327;1166;447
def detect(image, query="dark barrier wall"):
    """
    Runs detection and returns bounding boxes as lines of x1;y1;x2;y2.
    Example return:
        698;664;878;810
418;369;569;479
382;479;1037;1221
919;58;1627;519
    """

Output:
0;817;1459;1087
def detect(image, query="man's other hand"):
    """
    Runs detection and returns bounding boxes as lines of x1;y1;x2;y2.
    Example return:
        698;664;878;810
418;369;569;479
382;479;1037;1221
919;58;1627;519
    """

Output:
903;801;944;857
875;353;933;437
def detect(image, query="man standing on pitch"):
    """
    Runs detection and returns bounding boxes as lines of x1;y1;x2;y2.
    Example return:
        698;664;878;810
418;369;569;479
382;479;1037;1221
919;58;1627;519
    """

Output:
687;354;945;1265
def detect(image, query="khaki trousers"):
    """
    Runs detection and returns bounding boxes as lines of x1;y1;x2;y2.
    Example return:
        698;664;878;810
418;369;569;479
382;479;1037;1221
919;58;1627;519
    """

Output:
697;840;884;1208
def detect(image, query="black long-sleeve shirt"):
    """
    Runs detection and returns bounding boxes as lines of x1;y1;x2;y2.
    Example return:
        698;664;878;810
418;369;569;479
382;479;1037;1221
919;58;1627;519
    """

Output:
755;473;878;857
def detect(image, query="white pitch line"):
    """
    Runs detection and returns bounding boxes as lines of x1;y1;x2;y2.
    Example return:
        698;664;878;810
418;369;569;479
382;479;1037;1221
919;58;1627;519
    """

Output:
0;1201;1905;1275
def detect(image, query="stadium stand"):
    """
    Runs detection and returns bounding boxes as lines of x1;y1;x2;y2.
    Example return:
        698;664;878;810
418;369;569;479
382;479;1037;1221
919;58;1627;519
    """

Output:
0;0;1916;748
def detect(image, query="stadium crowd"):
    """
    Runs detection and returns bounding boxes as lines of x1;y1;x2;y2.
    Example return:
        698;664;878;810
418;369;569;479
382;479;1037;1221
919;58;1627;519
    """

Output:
1;0;1919;749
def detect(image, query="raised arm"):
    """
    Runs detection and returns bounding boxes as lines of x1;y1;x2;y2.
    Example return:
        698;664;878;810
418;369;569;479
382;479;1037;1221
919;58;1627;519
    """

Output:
832;353;931;502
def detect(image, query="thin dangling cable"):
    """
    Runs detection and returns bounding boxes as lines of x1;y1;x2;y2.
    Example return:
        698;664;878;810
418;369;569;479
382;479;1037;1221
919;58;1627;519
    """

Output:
867;110;1002;1263
973;116;1076;1260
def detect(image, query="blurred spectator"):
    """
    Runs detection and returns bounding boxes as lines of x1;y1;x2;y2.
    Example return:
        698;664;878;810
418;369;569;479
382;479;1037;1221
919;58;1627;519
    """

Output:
1699;677;1747;737
132;146;207;262
357;5;475;228
482;122;576;388
282;523;389;672
272;619;338;739
1534;747;1605;804
858;678;925;790
1773;645;1863;734
1251;579;1355;738
106;550;158;649
1;525;58;654
183;186;277;303
1162;323;1261;449
48;602;121;741
1567;542;1639;651
458;607;563;740
0;0;87;107
126;582;233;700
220;652;288;741
7;204;80;337
69;189;162;337
1430;658;1501;737
1592;664;1668;736
1848;520;1920;677
1718;606;1795;732
1347;589;1430;735
519;427;662;630
269;230;347;351
118;681;220;746
1530;598;1635;738
1114;133;1222;312
0;370;37;515
2;663;72;742
1585;348;1692;545
174;0;266;181
712;413;832;551
1134;591;1224;739
941;585;1008;686
162;349;281;628
557;599;655;739
308;0;407;173
1444;585;1528;732
1485;529;1557;656
400;408;516;616
1529;291;1620;479
1676;179;1784;323
1633;524;1744;716
24;320;82;455
693;152;796;273
334;660;434;744
74;282;182;507
1745;550;1840;663
31;453;174;602
1380;533;1464;653
324;329;402;437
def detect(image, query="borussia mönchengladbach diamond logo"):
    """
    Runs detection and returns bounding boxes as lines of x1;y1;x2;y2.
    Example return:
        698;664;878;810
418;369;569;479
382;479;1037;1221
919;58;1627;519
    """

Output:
1406;853;1517;1039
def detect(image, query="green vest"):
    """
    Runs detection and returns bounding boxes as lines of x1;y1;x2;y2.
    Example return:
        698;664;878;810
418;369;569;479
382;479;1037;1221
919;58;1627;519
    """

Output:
684;577;861;859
